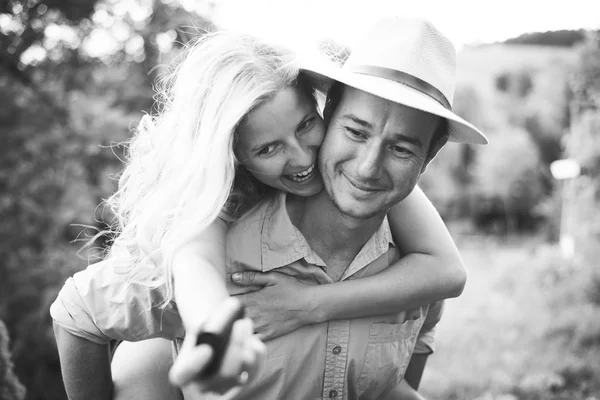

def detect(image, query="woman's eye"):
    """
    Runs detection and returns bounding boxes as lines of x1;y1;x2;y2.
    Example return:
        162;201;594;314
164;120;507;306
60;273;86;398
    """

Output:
257;144;277;156
297;117;315;133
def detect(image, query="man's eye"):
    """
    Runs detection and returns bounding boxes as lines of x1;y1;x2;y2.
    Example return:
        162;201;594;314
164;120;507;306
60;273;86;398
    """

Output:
345;127;364;140
392;145;413;156
297;117;315;133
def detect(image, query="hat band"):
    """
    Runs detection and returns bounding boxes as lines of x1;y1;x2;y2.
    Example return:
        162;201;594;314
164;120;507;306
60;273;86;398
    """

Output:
347;65;452;110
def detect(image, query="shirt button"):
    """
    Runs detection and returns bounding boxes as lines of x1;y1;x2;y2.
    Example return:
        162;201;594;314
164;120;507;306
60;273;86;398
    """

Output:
329;389;338;398
332;345;342;355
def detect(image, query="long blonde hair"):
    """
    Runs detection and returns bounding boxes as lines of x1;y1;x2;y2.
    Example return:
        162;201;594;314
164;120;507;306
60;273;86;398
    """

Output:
104;31;314;306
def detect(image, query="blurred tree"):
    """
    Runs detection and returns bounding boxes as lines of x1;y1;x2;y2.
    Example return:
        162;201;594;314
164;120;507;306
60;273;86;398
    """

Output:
494;70;533;98
503;29;594;47
0;320;25;400
492;59;572;208
566;32;600;276
572;32;600;111
0;0;98;107
473;130;546;233
495;73;509;92
438;86;485;218
521;63;573;201
1;1;215;398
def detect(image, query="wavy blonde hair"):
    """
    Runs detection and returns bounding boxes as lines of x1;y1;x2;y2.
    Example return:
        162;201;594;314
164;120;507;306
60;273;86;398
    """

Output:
104;31;315;306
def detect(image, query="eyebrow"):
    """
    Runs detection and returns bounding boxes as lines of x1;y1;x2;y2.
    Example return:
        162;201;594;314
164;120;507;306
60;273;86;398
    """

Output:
341;114;424;149
341;114;374;129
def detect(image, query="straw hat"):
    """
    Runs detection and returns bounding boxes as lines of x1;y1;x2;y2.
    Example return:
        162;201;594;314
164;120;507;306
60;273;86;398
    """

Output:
301;17;488;145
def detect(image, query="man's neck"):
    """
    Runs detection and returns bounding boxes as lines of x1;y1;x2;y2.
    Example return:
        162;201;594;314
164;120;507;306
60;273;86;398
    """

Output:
287;191;385;281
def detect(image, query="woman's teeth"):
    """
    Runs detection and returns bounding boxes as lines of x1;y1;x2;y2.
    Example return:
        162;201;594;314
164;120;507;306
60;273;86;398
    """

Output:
287;164;315;183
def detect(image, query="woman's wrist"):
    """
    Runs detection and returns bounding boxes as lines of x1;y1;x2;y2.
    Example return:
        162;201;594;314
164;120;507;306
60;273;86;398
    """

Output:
301;284;329;325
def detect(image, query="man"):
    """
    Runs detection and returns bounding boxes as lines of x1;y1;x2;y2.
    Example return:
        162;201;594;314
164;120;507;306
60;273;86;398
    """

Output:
176;16;487;399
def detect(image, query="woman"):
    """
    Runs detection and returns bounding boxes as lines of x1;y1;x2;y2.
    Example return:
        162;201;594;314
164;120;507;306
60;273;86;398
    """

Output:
51;30;466;399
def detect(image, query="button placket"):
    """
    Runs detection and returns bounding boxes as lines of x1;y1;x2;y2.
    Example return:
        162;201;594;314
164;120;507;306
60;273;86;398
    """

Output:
322;320;349;400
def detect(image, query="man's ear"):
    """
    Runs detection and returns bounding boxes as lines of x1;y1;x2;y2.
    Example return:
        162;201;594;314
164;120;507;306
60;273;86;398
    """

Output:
421;133;448;174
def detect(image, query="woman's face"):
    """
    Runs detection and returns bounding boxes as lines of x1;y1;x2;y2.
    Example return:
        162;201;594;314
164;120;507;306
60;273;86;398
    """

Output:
236;86;325;197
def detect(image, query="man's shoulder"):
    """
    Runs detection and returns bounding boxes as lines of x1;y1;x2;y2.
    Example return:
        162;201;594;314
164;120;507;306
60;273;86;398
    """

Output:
227;196;274;239
225;195;278;271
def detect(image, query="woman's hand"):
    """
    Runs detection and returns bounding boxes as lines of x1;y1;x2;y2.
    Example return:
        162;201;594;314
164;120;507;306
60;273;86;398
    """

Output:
227;272;317;341
169;298;266;397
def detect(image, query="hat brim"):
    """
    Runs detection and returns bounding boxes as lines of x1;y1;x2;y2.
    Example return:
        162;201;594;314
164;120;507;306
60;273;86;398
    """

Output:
301;62;488;145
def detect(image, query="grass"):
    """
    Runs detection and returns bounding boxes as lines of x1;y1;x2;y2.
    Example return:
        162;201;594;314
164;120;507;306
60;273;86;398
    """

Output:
420;231;600;400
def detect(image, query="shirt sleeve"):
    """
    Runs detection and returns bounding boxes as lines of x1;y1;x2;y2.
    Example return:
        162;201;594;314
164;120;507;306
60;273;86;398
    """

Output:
413;300;445;355
49;259;184;345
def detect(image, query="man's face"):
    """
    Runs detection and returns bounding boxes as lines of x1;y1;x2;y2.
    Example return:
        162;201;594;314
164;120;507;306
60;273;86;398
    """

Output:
319;86;442;219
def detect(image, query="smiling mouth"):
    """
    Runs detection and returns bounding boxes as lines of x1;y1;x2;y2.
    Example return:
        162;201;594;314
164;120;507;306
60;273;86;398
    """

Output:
285;164;316;183
343;173;382;193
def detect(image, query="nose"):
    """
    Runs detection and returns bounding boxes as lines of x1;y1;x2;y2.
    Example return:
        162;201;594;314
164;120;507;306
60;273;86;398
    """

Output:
287;138;313;169
355;142;383;180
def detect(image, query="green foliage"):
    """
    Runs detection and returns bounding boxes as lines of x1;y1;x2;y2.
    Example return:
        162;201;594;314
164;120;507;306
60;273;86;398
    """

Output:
503;29;594;47
422;236;600;400
0;320;25;400
0;0;98;88
474;130;546;228
495;73;509;92
494;70;533;98
563;33;600;310
0;71;135;398
0;1;213;398
571;32;600;112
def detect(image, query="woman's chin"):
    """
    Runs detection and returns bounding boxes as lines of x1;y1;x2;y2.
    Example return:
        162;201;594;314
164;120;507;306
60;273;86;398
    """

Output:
282;179;324;197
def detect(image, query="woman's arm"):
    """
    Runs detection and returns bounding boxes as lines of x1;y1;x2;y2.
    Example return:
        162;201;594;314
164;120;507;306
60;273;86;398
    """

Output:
53;323;113;400
229;186;464;339
305;185;465;322
169;218;266;394
172;218;230;334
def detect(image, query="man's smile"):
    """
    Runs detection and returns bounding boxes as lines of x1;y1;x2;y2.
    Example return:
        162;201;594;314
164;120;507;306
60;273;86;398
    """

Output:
341;171;385;194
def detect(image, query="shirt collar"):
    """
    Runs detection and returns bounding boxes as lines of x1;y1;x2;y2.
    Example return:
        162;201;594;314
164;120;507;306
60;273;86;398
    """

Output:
261;192;319;271
261;192;395;275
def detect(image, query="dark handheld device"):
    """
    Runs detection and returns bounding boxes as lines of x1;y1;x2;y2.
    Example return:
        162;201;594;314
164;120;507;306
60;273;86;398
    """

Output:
195;302;246;377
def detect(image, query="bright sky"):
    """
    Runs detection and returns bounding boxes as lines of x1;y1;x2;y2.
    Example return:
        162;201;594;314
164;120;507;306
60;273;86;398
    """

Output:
9;0;600;64
209;0;600;50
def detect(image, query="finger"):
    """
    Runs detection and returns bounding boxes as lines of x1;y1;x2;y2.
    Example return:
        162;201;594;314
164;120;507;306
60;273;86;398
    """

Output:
195;297;245;378
194;319;253;394
169;344;213;386
244;337;266;383
227;280;263;295
217;318;254;377
230;271;275;287
176;320;251;393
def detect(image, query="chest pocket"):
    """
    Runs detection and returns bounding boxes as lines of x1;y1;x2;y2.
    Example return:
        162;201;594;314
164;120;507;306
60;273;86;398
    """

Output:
356;315;424;399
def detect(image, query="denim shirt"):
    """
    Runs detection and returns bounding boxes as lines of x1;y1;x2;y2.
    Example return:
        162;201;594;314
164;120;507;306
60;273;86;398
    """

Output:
225;192;442;400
